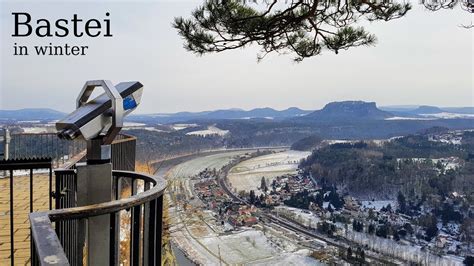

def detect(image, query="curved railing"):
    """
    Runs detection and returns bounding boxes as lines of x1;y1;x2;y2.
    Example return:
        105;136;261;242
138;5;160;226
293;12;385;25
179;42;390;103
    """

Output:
30;170;167;266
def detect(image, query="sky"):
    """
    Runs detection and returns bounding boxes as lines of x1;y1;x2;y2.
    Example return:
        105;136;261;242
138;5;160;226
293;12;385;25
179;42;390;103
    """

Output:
0;0;472;114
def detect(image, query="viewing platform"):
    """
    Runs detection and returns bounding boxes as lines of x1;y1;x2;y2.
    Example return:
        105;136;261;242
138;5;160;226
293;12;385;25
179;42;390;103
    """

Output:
1;132;167;265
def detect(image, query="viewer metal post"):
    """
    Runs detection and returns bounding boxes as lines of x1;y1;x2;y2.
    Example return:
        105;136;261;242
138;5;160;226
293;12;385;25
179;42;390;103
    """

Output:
56;80;143;265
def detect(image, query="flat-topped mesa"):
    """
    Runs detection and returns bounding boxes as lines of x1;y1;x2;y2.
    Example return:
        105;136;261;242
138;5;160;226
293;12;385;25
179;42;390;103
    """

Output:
305;101;393;121
322;101;378;111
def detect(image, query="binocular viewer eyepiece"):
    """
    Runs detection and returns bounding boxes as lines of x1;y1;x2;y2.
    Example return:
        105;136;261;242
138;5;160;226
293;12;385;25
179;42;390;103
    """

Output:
56;80;143;145
57;128;80;141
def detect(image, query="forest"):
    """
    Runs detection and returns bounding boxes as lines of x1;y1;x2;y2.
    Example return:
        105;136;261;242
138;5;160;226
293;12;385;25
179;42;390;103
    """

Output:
299;131;474;202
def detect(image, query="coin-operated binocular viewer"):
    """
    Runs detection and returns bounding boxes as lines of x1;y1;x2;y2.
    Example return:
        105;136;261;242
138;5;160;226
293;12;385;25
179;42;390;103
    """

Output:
56;80;143;265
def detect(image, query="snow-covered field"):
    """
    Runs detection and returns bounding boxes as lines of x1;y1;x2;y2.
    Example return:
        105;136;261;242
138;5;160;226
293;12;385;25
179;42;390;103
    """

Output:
228;150;311;194
171;123;198;131
200;230;321;265
167;151;252;178
123;126;165;132
253;249;324;266
123;122;146;127
199;230;276;264
186;126;229;136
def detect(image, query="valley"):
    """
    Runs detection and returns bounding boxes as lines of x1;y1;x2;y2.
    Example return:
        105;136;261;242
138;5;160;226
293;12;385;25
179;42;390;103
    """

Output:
1;101;473;265
158;128;473;265
163;150;323;265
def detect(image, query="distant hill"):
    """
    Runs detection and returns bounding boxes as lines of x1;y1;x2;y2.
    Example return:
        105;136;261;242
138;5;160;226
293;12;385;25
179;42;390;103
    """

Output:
1;103;472;124
442;107;474;114
380;105;474;115
378;105;419;113
411;105;444;114
129;107;312;123
191;107;313;119
0;108;65;121
300;101;393;122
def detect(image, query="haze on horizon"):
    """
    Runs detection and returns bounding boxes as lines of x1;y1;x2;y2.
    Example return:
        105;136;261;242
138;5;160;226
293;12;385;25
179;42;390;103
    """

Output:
0;1;472;114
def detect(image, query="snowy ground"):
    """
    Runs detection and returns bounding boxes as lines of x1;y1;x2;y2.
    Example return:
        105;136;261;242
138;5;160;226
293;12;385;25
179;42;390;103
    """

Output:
274;206;321;229
420;112;474;119
123;126;165;132
253;249;324;266
21;127;52;133
186;126;229;136
0;169;50;178
322;139;356;145
171;123;198;131
123;122;146;127
430;137;462;145
166;150;319;265
227;150;311;194
167;151;252;178
210;231;322;265
396;158;461;171
198;230;276;264
17;120;41;123
361;200;396;211
385;117;436;121
431;158;460;170
346;230;464;266
385;113;474;120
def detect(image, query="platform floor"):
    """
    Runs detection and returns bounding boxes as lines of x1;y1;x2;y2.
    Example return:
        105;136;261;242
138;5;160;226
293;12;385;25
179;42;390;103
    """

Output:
0;174;51;266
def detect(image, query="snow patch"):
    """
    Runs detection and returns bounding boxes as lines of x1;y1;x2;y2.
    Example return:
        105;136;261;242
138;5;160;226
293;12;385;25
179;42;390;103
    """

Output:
420;112;474;119
186;126;229;136
22;127;51;133
123;122;146;127
385;117;436;121
172;123;198;130
361;200;395;211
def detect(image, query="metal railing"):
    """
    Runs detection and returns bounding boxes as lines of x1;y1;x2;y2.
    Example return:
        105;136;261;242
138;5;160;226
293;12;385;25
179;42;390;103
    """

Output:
30;170;166;266
0;158;53;266
26;133;166;265
3;132;86;167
